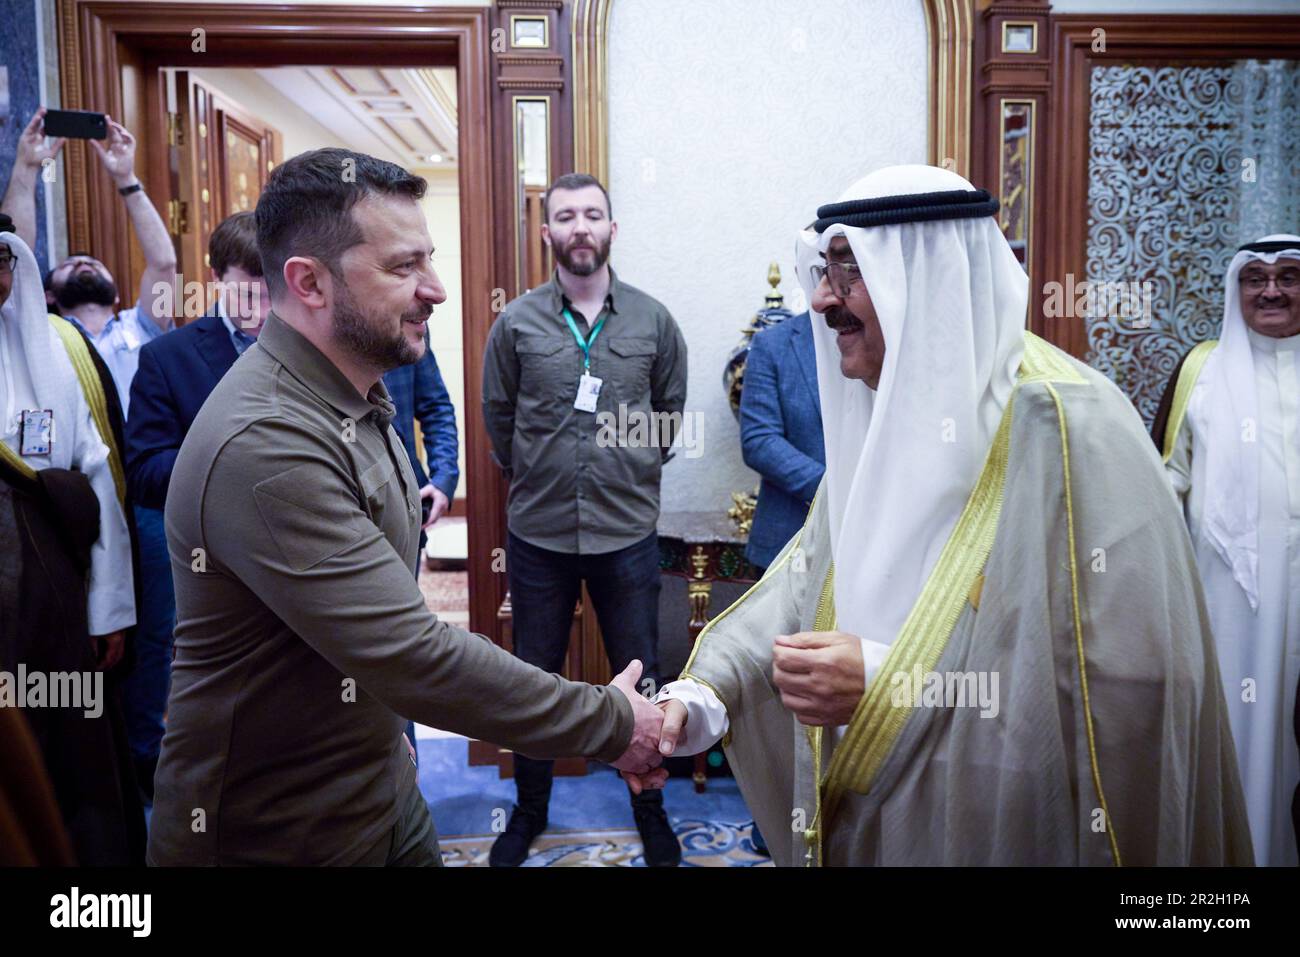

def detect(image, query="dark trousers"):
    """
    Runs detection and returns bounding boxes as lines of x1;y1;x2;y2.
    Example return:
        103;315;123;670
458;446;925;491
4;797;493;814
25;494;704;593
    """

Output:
121;504;176;792
506;530;663;814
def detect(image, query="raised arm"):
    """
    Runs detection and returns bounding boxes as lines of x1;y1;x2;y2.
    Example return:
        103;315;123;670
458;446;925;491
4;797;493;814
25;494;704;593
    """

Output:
90;116;177;332
0;110;65;252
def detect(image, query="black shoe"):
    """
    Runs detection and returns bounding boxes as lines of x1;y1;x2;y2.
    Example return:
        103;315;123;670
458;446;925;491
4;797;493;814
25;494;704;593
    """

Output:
633;802;681;867
488;806;547;867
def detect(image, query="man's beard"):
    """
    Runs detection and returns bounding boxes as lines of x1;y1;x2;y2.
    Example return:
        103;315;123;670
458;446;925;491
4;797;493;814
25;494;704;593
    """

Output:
554;234;611;277
331;280;429;371
55;270;117;310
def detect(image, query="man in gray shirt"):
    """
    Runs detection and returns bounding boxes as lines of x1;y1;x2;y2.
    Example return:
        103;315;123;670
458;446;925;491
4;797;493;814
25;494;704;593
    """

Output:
148;150;666;867
482;173;688;866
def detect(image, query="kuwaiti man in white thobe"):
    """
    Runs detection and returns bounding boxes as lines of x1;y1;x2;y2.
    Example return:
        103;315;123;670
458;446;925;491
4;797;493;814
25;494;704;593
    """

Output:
0;224;135;645
1156;234;1300;866
0;221;140;863
629;165;1252;866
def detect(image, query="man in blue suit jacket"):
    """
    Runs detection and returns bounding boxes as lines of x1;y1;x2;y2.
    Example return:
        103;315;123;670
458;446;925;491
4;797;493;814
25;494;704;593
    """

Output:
382;330;460;543
123;212;268;800
382;330;459;768
739;310;825;570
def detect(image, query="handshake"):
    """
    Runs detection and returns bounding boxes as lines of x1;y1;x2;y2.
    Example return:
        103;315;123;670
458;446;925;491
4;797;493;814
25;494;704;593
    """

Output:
605;660;688;795
604;632;867;793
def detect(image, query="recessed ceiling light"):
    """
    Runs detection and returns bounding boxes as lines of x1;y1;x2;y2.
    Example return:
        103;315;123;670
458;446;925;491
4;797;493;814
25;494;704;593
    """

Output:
428;153;443;163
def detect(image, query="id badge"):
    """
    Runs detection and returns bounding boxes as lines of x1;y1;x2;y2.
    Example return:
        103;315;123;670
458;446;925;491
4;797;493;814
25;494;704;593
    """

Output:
19;410;53;456
574;373;603;413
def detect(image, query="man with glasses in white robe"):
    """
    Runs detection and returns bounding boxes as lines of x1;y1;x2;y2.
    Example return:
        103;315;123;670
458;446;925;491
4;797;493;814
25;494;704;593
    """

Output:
627;165;1253;867
1155;234;1300;866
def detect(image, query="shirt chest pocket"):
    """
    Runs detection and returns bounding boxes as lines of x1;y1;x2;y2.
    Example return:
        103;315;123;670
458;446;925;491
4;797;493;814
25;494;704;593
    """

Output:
605;337;657;403
359;455;396;525
516;335;575;402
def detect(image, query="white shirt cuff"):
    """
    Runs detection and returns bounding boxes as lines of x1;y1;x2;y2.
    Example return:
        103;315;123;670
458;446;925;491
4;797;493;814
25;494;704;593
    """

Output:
654;678;729;756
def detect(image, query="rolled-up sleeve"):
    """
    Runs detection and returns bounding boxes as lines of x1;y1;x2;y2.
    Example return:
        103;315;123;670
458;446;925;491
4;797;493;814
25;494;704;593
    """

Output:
200;419;632;762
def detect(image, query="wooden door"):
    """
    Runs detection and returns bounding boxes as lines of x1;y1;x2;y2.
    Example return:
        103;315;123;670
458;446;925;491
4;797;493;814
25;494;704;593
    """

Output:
166;70;281;324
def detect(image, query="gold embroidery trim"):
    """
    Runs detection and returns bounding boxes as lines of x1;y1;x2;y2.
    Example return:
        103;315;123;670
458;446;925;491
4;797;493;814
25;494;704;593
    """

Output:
819;331;1085;826
48;315;127;507
1044;382;1121;866
803;562;836;867
1161;340;1217;464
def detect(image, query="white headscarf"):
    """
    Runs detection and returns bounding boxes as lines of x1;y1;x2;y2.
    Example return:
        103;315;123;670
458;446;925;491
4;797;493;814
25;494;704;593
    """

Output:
1186;232;1300;612
0;230;83;470
793;165;1027;648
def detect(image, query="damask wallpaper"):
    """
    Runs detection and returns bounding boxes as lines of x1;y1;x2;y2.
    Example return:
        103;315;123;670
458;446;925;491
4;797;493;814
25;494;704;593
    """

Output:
608;0;929;516
1086;59;1300;425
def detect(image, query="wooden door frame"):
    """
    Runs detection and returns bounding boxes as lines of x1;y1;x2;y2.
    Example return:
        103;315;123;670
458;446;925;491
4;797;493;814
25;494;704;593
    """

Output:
56;0;508;637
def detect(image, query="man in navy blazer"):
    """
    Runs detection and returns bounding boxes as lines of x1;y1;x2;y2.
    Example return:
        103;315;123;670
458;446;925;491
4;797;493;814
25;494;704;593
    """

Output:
739;310;825;570
123;212;269;800
382;329;459;543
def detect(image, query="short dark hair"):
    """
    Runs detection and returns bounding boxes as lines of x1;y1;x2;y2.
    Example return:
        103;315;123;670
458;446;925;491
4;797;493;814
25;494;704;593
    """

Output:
255;148;426;297
542;173;611;222
209;211;261;279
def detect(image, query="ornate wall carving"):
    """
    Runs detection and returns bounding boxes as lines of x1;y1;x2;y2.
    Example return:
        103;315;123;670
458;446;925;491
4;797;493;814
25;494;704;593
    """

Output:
1085;60;1300;423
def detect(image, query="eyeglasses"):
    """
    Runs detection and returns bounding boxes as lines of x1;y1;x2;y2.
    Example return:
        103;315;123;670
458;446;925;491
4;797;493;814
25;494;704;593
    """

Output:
810;260;863;297
0;253;15;274
1239;271;1300;294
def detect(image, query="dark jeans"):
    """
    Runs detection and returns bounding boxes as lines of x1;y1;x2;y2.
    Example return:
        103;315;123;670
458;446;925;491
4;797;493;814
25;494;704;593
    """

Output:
506;530;663;814
121;505;176;784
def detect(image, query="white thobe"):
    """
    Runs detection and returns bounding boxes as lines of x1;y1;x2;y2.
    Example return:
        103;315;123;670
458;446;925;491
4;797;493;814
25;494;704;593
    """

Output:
1169;328;1300;866
0;313;136;636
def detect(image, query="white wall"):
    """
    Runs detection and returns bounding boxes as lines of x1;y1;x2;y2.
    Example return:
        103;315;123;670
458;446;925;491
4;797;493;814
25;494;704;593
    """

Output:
607;0;929;515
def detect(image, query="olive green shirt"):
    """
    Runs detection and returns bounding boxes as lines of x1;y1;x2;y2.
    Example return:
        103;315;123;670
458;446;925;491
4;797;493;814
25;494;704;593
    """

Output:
482;269;688;554
149;312;632;866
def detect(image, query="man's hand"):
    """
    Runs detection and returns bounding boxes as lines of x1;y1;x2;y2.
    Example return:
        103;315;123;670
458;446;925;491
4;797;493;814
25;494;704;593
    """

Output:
608;660;665;792
92;630;125;671
619;698;685;794
420;485;449;529
15;109;65;173
90;116;138;188
772;631;865;727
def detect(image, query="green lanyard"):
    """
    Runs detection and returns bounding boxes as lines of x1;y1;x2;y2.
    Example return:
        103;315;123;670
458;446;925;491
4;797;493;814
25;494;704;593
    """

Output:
563;307;605;372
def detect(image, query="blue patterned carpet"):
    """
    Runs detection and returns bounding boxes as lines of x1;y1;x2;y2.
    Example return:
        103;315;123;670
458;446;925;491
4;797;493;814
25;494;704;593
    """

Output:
416;737;771;867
